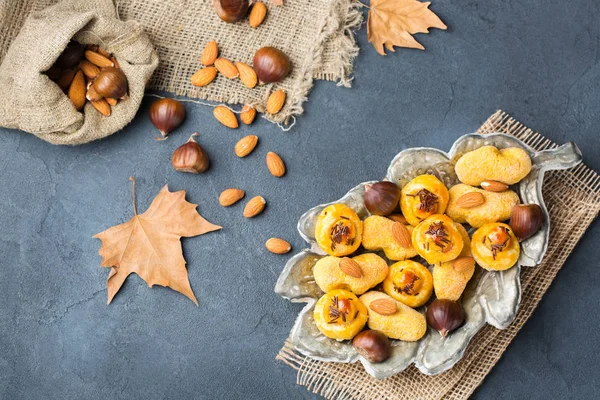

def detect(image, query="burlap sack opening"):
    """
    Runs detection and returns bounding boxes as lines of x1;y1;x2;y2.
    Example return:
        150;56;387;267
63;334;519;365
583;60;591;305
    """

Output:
0;0;158;145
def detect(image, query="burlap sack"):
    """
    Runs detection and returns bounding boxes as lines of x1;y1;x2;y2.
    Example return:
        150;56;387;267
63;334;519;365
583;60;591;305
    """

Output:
277;110;600;400
1;0;362;127
0;0;158;145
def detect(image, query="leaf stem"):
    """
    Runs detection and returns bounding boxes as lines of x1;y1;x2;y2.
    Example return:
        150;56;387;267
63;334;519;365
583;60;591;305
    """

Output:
129;176;137;216
356;0;369;8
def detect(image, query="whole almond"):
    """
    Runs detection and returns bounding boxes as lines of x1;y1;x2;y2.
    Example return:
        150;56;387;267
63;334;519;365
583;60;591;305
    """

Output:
481;180;509;192
214;58;239;79
388;214;408;224
110;56;120;69
80;60;100;80
339;257;363;278
265;238;291;254
213;106;238;128
56;69;76;91
369;298;397;315
106;97;118;106
219;188;245;206
191;66;217;87
86;82;102;101
236;62;258;88
234;135;258;157
240;104;256;125
391;222;411;248
453;256;475;273
266;152;285;177
266;89;286;114
68;70;86;111
201;41;219;66
91;99;111;116
249;2;267;28
96;47;111;58
84;50;114;68
243;196;266;218
456;192;485;208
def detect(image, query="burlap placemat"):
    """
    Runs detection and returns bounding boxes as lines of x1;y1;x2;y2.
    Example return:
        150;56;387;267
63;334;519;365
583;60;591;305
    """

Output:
1;0;363;125
276;110;600;400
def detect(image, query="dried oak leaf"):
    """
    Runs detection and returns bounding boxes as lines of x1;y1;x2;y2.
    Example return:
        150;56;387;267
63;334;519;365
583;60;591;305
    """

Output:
93;178;222;305
367;0;447;56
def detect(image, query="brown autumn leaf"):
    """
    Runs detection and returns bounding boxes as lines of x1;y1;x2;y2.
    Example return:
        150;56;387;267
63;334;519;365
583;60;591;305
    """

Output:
367;0;447;56
93;178;222;305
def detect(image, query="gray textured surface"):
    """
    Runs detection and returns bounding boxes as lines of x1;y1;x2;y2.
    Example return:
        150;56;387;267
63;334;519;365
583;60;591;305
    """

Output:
1;0;600;399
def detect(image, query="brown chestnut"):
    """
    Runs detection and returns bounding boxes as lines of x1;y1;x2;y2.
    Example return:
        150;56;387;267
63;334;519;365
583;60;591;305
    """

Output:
213;0;249;22
364;181;400;216
510;204;543;241
149;98;186;139
172;133;209;174
426;299;465;338
253;47;291;83
92;67;128;99
352;330;391;363
57;41;84;69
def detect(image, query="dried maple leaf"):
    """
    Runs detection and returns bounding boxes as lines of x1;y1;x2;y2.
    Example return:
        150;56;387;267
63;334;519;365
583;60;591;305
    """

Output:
94;178;222;305
367;0;447;56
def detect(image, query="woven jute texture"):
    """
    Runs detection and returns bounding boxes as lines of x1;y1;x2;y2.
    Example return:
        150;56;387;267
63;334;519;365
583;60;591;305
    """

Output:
276;110;600;400
0;0;159;145
0;0;363;130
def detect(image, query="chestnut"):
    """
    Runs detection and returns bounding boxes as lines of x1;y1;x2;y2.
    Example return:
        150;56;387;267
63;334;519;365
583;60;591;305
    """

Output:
510;204;543;241
426;299;465;338
352;330;391;363
149;98;186;139
171;133;209;174
92;67;128;99
57;41;84;69
253;47;291;83
213;0;249;22
364;181;400;216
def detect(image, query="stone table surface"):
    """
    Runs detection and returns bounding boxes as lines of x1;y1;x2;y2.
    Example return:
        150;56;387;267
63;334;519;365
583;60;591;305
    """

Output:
1;0;600;399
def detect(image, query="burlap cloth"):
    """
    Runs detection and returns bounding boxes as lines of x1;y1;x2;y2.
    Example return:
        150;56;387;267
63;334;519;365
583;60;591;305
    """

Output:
276;110;600;400
1;0;363;127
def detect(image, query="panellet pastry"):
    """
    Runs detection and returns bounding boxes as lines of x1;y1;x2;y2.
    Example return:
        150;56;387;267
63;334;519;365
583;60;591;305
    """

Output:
315;204;362;257
455;146;532;186
313;253;389;295
412;214;464;264
400;174;450;226
362;215;418;260
446;184;520;228
471;223;520;271
382;260;433;308
313;289;368;340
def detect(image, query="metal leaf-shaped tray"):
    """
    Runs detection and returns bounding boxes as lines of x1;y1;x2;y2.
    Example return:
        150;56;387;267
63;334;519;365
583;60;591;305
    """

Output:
275;133;582;378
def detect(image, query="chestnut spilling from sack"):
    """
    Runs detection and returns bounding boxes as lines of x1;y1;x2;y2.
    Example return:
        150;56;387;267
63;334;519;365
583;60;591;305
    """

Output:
45;40;129;117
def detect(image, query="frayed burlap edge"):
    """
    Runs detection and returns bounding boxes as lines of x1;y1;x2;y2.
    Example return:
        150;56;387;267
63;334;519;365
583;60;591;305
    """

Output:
276;110;600;400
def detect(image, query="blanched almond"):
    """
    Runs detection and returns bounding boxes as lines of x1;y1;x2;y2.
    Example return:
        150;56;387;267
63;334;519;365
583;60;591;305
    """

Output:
243;196;266;218
219;188;245;206
338;258;363;278
391;222;411;248
265;238;291;254
213;106;238;128
191;67;217;87
214;58;239;78
369;298;397;315
456;192;485;208
236;62;258;88
201;41;219;66
234;135;258;157
240;105;256;125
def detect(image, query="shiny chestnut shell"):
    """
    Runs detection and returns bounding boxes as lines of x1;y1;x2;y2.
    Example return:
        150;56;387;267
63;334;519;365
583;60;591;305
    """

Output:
253;47;291;83
352;330;391;363
57;41;84;69
510;204;543;241
171;134;209;174
426;299;465;338
364;181;400;216
93;67;128;99
149;98;186;137
213;0;249;22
